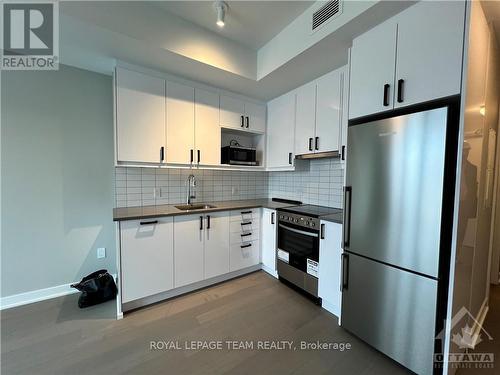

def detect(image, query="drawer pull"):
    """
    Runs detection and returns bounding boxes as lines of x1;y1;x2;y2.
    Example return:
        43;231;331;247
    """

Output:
241;233;252;237
241;210;252;214
241;243;252;249
241;222;252;226
140;220;158;225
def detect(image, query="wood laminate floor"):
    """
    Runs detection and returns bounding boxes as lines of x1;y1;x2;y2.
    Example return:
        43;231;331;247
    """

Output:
1;271;411;375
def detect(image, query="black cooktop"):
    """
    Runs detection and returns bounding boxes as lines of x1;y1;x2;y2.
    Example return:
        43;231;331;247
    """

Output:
279;204;342;218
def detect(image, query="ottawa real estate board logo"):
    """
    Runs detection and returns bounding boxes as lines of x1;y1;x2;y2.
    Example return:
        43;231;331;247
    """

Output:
1;1;59;70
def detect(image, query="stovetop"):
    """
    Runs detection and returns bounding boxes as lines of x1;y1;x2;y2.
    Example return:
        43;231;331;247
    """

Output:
279;204;342;218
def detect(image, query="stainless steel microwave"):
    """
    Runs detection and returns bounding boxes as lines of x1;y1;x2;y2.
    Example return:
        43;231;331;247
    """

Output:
221;145;257;165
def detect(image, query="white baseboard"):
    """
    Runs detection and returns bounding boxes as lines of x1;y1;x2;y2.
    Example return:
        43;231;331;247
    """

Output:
0;274;117;311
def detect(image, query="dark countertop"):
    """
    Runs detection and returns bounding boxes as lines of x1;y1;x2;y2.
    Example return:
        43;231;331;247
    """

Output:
113;199;299;221
320;212;344;225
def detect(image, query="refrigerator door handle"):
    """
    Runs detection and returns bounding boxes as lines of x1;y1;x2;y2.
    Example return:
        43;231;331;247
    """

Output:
341;253;349;291
343;186;352;248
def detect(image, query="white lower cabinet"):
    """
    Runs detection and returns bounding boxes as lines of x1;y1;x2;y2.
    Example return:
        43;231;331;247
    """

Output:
230;241;260;271
204;212;230;279
120;218;174;303
173;214;205;288
229;209;260;272
261;209;277;277
318;221;343;318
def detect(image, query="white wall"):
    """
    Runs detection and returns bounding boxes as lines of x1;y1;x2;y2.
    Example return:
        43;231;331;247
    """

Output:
1;65;116;298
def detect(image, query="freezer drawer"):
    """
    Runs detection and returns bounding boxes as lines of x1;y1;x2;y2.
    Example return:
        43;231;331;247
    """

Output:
341;253;437;375
345;107;448;277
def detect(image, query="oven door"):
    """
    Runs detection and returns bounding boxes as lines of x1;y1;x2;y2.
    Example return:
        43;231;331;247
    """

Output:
277;222;319;275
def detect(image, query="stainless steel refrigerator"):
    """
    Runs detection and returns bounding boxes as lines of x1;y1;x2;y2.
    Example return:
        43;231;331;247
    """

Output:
341;106;456;375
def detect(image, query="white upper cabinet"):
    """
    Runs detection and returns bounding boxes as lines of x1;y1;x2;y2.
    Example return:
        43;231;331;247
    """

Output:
294;82;317;155
349;1;465;119
267;91;296;169
220;95;266;133
394;1;465;108
115;68;166;163
204;212;230;279
349;20;397;119
244;102;266;133
166;81;195;164
315;69;343;153
195;88;221;166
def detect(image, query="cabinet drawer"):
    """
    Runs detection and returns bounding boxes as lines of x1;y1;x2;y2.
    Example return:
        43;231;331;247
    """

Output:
230;230;259;245
230;209;260;222
230;219;259;233
230;240;260;272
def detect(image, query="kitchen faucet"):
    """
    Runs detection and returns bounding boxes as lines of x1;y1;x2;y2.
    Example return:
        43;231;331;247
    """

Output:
186;174;197;205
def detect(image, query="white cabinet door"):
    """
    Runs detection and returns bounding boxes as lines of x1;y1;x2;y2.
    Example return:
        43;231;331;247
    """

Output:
166;81;195;164
349;19;397;119
195;88;221;166
394;1;465;108
230;240;260;272
267;92;296;168
295;82;317;155
220;95;245;130
340;63;349;164
318;221;343;317
245;102;266;133
116;68;165;163
120;218;174;303
174;214;204;288
261;209;277;277
315;69;342;153
204;212;230;279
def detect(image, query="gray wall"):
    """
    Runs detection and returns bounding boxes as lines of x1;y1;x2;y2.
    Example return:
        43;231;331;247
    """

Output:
1;65;116;297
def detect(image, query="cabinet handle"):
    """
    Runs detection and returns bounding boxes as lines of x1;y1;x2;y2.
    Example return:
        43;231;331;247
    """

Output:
341;145;346;161
315;137;319;151
199;216;203;231
271;212;275;225
241;210;252;214
343;186;352;248
241;232;252;237
206;215;211;229
383;84;390;107
246;116;249;128
320;223;325;239
197;150;201;164
160;147;165;162
140;220;158;225
190;149;194;164
241;243;252;249
308;138;313;151
341;253;349;291
288;152;292;165
241;115;245;127
241;222;252;226
397;79;405;103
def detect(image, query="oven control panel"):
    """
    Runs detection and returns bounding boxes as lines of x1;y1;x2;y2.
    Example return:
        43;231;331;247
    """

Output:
277;212;320;230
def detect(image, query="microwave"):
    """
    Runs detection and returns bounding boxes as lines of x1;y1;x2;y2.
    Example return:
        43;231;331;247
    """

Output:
221;145;257;165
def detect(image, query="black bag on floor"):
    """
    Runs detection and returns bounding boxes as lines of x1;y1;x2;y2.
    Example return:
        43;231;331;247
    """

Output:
71;269;117;308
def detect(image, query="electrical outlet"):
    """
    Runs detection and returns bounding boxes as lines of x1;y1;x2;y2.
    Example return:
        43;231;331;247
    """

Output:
97;247;106;259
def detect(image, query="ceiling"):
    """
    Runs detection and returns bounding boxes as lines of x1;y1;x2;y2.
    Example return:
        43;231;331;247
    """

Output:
481;0;500;44
154;1;314;50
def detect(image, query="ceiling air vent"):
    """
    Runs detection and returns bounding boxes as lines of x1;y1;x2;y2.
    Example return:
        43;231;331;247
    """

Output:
312;0;342;32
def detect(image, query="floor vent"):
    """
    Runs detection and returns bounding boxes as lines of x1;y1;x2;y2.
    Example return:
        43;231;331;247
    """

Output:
312;0;342;32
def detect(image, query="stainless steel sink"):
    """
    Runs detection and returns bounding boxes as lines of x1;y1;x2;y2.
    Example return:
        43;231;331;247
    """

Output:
174;203;216;211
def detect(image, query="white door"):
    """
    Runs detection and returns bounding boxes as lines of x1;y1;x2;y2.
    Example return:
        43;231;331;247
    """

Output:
340;64;349;164
204;212;230;279
173;214;204;288
294;82;317;155
220;95;245;130
245;102;266;133
120;218;174;303
195;88;221;166
166;81;195;164
115;68;165;163
267;92;296;168
349;19;397;119
315;69;342;153
394;1;465;108
261;209;277;277
318;221;343;317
